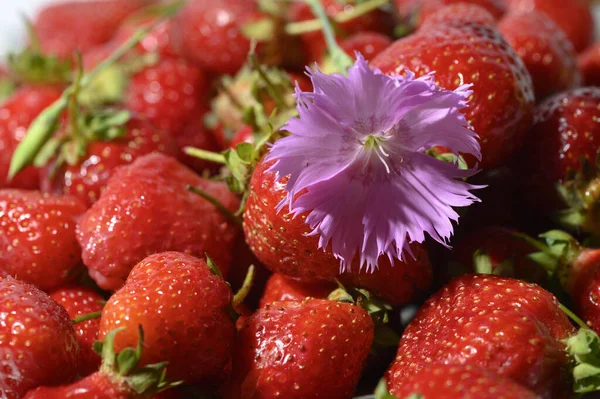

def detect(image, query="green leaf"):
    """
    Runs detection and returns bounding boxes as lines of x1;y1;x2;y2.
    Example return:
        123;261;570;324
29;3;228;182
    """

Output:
33;137;63;168
236;142;255;163
564;328;600;393
85;109;131;141
9;95;68;178
78;65;127;107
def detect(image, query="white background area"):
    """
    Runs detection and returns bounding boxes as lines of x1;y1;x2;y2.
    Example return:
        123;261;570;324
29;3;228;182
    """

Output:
0;0;599;56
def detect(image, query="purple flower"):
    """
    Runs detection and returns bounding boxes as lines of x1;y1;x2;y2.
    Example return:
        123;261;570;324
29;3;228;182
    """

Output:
265;55;483;272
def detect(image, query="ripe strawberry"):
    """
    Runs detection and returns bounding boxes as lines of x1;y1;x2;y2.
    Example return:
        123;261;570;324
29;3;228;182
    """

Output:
23;327;177;399
388;363;538;399
77;153;240;291
0;277;79;399
113;15;180;59
125;58;208;138
0;86;62;190
50;286;104;376
418;0;506;25
519;88;600;221
244;159;432;306
33;0;151;59
339;32;392;62
259;273;335;308
99;252;236;383
450;226;547;284
172;0;258;74
506;0;593;52
386;274;575;398
372;13;534;169
0;190;85;291
498;11;581;99
579;43;600;86
230;298;374;399
40;112;177;207
288;0;395;63
418;3;497;27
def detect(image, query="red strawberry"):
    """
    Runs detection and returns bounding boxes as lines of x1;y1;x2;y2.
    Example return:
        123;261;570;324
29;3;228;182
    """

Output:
40;112;177;207
99;252;235;383
0;190;85;291
519;88;600;219
372;13;534;169
288;0;395;63
498;11;581;99
506;0;594;52
230;298;374;399
50;286;104;376
0;277;79;399
243;159;432;306
0;86;62;190
419;3;497;27
339;32;392;62
418;0;506;25
113;15;180;59
77;153;239;291
450;226;547;284
388;363;538;398
259;273;335;307
386;274;575;398
23;327;177;399
33;0;151;59
172;0;258;75
125;58;208;137
579;43;600;86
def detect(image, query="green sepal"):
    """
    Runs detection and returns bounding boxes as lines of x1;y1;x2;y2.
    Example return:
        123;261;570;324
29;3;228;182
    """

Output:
0;76;16;102
8;50;72;85
205;254;223;278
97;326;181;396
83;109;131;141
555;154;600;237
564;328;600;393
373;379;422;399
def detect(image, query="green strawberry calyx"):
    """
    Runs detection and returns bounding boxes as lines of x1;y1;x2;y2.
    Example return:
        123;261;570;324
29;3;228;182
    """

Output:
328;281;400;347
514;230;581;291
561;303;600;395
94;326;181;396
556;155;600;239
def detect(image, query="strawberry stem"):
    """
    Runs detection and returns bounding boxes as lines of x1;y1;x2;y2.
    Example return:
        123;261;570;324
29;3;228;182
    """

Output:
187;185;243;227
183;147;227;164
560;302;590;330
232;265;255;308
72;311;102;325
286;0;389;35
303;0;353;74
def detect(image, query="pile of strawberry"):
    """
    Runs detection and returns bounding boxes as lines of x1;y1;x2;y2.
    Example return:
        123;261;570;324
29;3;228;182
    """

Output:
3;0;600;398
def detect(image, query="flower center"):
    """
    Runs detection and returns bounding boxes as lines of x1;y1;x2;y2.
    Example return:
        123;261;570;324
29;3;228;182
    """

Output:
362;134;396;174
